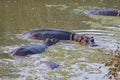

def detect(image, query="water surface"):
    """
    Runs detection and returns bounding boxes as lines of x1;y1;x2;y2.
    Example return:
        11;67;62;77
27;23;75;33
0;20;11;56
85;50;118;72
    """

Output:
0;0;120;80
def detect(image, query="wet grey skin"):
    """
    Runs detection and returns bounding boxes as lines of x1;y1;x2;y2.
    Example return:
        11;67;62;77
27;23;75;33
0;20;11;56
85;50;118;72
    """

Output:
11;38;59;56
23;28;95;47
23;28;71;40
84;8;120;16
40;61;59;70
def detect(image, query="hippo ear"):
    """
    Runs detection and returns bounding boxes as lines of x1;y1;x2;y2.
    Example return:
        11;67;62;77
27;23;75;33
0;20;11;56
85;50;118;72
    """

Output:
91;36;94;39
50;38;55;44
91;36;94;41
78;36;84;42
81;36;84;39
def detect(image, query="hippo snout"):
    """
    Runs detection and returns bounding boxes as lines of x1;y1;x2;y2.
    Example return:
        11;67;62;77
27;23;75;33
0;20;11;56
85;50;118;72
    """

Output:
79;36;95;47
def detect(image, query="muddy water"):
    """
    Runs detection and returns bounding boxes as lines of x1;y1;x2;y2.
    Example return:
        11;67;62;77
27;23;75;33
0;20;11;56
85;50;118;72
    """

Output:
0;0;120;80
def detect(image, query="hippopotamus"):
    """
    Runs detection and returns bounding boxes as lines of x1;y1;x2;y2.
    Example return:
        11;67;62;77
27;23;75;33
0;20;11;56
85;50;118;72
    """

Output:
11;38;59;56
40;61;59;70
23;28;95;47
84;8;120;16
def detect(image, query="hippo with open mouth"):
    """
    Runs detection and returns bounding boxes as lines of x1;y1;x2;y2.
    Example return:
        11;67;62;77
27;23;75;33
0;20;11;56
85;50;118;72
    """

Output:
84;8;120;16
23;28;95;47
11;38;59;56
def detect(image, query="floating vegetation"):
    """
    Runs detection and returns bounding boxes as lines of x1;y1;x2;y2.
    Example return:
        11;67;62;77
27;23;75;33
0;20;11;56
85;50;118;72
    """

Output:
104;46;120;80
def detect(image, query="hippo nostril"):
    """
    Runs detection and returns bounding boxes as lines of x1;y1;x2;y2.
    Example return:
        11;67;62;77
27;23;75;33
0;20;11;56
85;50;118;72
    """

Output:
91;39;94;42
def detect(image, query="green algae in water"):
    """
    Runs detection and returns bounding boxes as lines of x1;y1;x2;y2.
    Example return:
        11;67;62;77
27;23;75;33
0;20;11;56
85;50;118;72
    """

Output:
0;45;113;80
40;42;110;67
0;61;20;78
36;43;111;79
0;53;12;58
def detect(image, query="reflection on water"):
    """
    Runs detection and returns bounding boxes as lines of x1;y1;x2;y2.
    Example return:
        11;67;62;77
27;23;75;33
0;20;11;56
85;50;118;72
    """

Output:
0;0;120;80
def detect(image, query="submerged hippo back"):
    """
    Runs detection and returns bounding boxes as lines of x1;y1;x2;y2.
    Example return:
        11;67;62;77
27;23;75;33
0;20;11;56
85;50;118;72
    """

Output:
23;29;72;40
11;38;59;56
40;61;59;70
11;44;46;56
84;8;119;16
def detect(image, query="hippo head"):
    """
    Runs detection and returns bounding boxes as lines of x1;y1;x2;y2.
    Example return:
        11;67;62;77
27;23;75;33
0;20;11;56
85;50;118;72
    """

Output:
44;38;59;46
78;36;95;47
